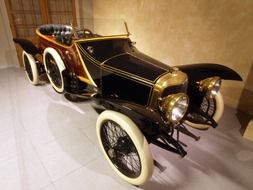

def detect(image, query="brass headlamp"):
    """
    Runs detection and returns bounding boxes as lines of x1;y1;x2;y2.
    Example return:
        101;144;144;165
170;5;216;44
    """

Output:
159;93;189;124
198;76;221;99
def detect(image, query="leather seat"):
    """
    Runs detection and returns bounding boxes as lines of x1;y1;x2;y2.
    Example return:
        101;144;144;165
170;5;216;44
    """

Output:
38;24;73;45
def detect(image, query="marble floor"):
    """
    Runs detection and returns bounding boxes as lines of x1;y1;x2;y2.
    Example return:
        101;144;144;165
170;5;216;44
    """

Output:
0;67;253;190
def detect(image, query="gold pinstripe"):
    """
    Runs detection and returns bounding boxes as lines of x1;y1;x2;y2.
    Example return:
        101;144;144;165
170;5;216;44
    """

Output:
36;29;75;49
78;45;154;86
77;76;93;85
75;43;97;87
76;43;100;65
101;65;153;87
37;29;166;85
36;29;173;107
101;65;154;107
103;64;154;85
75;35;129;43
76;42;163;85
78;43;153;87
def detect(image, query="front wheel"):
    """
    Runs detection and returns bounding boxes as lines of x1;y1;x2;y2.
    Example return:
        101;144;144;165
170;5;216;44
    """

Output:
96;110;154;185
184;92;224;129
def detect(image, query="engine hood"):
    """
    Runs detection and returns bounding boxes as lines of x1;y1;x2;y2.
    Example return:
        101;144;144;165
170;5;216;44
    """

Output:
102;52;170;83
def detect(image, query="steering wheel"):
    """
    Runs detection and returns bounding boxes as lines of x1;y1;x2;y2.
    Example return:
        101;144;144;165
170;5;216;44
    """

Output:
77;28;94;38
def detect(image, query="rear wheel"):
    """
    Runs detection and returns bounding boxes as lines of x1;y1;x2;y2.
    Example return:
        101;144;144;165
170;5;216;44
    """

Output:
43;47;65;93
22;51;39;85
185;92;224;129
96;110;153;185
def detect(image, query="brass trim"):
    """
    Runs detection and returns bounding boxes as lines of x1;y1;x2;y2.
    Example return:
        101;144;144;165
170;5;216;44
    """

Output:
77;43;153;88
76;43;100;65
36;29;75;49
36;29;128;49
101;53;128;65
36;29;96;87
75;43;97;87
101;65;153;87
159;93;189;123
77;43;156;86
103;64;154;85
77;76;94;85
199;76;221;98
149;70;188;109
75;35;129;43
100;66;153;107
36;28;156;96
130;53;168;76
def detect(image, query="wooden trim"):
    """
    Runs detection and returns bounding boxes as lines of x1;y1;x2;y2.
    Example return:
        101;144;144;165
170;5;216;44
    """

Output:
72;0;77;26
4;0;77;66
39;0;50;23
4;0;16;37
4;0;23;66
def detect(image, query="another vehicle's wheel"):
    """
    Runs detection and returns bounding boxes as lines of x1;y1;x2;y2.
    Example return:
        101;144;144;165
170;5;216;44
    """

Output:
22;51;39;85
43;47;65;93
96;110;153;185
184;92;224;129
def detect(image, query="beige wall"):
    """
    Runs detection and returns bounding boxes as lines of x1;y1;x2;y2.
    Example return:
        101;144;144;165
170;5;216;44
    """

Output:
76;0;95;31
90;0;253;110
238;63;253;115
0;0;19;68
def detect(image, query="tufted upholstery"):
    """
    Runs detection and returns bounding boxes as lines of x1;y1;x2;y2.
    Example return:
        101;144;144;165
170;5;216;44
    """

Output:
38;24;73;45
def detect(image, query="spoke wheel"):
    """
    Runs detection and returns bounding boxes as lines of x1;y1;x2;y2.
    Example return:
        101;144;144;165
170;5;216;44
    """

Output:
96;110;153;185
22;51;39;85
101;120;141;178
43;47;65;93
185;92;224;129
24;55;33;81
45;54;62;88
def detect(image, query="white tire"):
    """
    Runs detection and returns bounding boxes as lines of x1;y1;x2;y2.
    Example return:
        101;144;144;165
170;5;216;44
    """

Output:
185;92;224;129
96;110;154;185
43;47;65;93
22;51;39;85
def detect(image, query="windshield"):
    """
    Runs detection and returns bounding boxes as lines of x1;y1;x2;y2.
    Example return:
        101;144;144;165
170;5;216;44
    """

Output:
76;18;128;36
78;38;134;62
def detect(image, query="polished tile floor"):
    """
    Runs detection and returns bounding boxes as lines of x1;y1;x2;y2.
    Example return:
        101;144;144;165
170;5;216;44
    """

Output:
1;67;253;190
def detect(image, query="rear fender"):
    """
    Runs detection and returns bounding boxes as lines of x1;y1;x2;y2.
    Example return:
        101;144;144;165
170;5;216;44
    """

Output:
177;63;242;83
13;38;39;56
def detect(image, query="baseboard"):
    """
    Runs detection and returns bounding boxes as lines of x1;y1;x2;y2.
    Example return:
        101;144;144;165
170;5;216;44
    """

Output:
0;64;19;69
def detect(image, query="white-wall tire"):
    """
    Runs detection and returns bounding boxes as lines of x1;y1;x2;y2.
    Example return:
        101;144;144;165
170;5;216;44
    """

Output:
43;47;65;93
22;51;39;85
96;110;154;185
184;92;224;129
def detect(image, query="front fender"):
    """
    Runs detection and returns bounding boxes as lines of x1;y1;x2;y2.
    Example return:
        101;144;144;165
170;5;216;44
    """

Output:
97;98;167;135
177;63;242;83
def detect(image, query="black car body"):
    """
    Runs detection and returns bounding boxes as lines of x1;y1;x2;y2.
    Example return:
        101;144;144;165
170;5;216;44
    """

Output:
13;22;242;185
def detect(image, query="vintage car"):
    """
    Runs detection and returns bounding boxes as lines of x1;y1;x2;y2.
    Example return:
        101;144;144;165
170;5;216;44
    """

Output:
13;22;242;185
